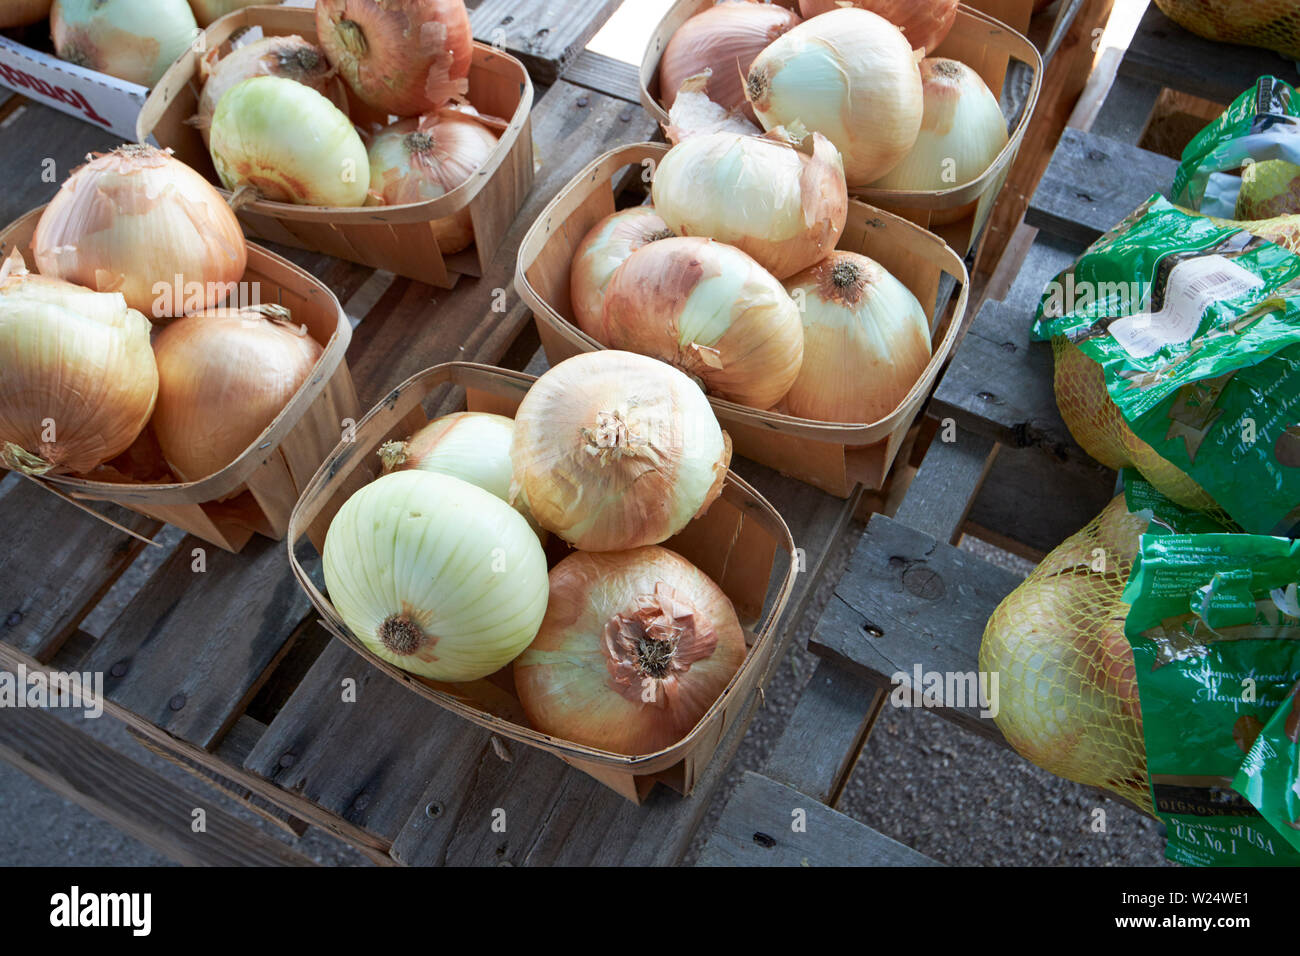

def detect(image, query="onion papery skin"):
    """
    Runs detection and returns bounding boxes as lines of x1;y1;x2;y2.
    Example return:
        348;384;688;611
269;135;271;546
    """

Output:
601;237;804;411
323;471;549;682
510;350;731;553
316;0;471;117
150;305;322;482
0;262;157;476
746;8;923;187
197;35;348;148
0;0;52;29
51;0;199;87
781;251;930;424
210;75;371;207
869;58;1009;226
569;206;673;338
33;145;247;321
188;0;274;28
660;1;801;123
651;130;847;280
797;0;958;55
515;546;747;756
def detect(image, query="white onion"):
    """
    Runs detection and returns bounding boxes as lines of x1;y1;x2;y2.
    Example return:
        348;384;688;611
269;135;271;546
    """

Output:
51;0;199;87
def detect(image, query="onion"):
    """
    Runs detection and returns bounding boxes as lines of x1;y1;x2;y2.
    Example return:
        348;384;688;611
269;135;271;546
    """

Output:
196;35;348;147
322;470;549;682
663;71;761;144
781;252;930;423
0;0;52;29
651;129;847;280
51;0;199;87
870;58;1009;225
0;252;157;476
600;237;804;410
515;546;747;756
316;0;472;117
746;8;923;186
150;304;322;481
510;351;731;553
659;0;801;123
569;206;674;338
188;0;276;28
797;0;958;55
210;75;371;207
33;145;247;321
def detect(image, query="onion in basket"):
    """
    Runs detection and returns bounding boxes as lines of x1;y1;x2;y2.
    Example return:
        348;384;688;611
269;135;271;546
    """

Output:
510;351;731;553
51;0;199;87
515;546;748;756
797;0;959;55
780;252;930;424
569;206;674;338
323;470;549;682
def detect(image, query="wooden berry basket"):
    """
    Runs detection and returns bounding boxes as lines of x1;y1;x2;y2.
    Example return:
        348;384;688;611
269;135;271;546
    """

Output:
639;1;1042;256
0;205;357;554
136;4;534;289
286;361;798;804
515;142;970;498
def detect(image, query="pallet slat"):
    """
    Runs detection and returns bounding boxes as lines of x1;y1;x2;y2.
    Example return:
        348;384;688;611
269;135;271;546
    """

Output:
562;49;642;104
468;0;622;85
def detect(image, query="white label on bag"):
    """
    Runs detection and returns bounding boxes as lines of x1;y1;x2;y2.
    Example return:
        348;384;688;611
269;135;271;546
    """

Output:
1109;255;1265;359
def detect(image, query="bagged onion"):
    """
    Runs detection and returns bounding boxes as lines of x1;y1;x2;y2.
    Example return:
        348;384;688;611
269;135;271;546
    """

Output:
746;8;923;186
33;145;247;321
569;206;673;338
510;351;731;553
323;470;549;682
210;75;371;207
51;0;199;87
515;546;747;756
0;253;157;476
150;304;322;481
601;237;804;411
781;252;930;424
797;0;959;55
650;129;847;280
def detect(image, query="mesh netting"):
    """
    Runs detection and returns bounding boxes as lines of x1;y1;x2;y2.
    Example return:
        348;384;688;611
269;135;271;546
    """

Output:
1154;0;1300;59
979;495;1154;813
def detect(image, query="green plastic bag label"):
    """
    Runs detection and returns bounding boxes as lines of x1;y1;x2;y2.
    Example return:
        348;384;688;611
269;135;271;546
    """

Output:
1233;678;1300;854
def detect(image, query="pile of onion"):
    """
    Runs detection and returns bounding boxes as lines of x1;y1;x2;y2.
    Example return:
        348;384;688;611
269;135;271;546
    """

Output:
515;547;747;756
797;0;959;55
569;206;674;337
510;351;732;553
150;304;322;482
33;145;247;320
600;237;805;411
781;252;931;424
0;252;158;476
51;0;199;87
0;0;51;29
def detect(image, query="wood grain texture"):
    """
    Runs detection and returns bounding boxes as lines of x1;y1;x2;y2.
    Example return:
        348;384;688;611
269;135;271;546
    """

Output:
468;0;622;85
894;432;999;545
562;49;642;105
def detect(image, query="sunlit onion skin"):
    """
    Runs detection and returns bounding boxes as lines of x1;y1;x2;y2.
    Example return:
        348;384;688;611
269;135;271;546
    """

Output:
196;35;348;147
660;0;800;123
33;145;247;321
601;237;804;411
516;546;747;756
316;0;471;117
51;0;199;87
151;304;322;482
781;252;930;424
0;0;52;29
0;254;157;476
569;206;674;338
188;0;275;28
797;0;958;54
510;351;731;553
746;8;923;186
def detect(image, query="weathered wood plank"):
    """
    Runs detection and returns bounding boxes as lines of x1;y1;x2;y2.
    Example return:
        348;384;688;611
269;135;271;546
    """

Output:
468;0;622;86
562;49;642;105
894;431;999;545
696;772;942;867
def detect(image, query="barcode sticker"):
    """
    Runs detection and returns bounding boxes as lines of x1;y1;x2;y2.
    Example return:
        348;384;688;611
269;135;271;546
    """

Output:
1109;255;1264;359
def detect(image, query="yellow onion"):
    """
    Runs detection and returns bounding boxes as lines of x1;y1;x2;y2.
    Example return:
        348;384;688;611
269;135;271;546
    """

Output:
51;0;199;87
0;0;52;29
870;58;1009;226
33;145;247;321
196;35;347;147
0;253;157;476
188;0;276;28
150;304;322;481
798;0;958;55
663;71;762;144
569;206;674;338
323;470;549;682
746;8;923;186
659;0;801;123
210;75;371;207
510;351;731;553
601;237;804;410
651;129;847;279
515;546;747;756
781;252;930;423
316;0;471;116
